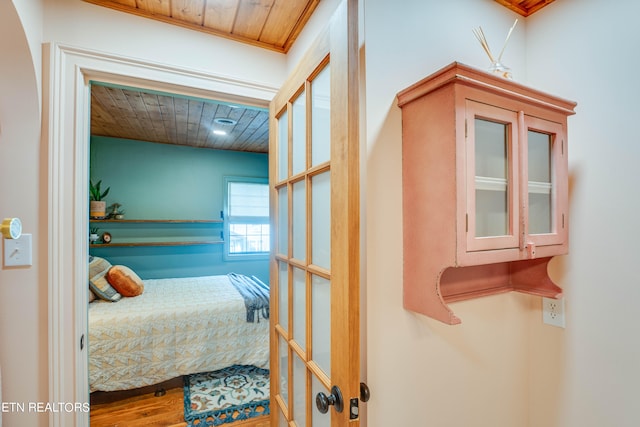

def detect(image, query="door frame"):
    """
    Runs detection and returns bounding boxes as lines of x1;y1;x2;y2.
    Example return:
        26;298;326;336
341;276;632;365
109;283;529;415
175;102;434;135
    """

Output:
44;42;277;427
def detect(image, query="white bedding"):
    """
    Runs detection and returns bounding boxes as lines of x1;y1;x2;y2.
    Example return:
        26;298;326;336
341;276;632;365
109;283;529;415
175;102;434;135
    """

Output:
89;274;269;392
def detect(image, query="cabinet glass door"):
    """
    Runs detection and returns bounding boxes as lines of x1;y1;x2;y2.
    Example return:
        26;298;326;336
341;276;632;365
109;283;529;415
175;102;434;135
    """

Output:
527;130;552;234
475;118;509;237
466;101;519;252
524;116;566;246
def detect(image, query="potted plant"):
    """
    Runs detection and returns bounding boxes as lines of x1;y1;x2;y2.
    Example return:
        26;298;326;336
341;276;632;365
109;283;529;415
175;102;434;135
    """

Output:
89;180;110;218
108;203;125;220
89;227;100;244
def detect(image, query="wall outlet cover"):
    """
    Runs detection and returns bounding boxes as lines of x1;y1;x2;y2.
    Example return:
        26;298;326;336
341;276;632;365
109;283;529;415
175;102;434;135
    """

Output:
542;296;565;328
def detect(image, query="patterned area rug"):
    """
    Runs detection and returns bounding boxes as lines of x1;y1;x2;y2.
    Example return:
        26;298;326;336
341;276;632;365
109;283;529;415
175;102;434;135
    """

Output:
183;365;270;426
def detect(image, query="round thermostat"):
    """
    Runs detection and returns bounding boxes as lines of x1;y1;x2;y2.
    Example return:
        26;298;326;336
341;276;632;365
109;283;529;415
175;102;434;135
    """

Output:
1;217;22;239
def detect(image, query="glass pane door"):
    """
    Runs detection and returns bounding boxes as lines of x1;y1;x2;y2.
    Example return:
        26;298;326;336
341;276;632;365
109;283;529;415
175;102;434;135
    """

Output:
527;130;552;234
270;1;360;425
466;101;519;252
474;118;509;237
524;116;566;247
272;61;341;426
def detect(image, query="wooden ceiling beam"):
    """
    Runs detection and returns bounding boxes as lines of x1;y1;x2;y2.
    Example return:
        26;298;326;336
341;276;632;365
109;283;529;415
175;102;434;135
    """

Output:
494;0;555;17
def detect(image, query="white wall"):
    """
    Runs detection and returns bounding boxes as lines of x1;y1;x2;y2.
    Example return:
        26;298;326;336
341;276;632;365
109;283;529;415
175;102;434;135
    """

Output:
42;0;287;90
526;1;640;426
11;0;43;101
364;1;533;425
284;0;342;75
0;2;46;427
365;0;640;426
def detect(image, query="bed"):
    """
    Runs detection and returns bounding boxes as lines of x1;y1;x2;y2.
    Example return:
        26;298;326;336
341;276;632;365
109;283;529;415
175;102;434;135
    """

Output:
88;273;270;392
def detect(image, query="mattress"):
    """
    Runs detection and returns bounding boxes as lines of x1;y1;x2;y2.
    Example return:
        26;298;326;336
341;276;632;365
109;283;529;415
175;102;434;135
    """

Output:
88;274;269;392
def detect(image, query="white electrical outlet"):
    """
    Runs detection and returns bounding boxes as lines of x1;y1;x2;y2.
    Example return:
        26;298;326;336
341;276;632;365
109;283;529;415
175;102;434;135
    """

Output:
542;296;565;328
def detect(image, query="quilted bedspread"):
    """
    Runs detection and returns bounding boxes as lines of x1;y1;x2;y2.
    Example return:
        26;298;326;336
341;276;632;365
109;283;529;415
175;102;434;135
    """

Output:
88;274;270;392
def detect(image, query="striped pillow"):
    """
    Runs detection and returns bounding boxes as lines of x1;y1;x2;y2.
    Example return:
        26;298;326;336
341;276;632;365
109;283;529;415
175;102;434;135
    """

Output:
89;256;121;302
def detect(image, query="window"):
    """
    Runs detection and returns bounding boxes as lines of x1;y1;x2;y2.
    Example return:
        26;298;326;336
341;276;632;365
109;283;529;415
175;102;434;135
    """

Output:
224;177;270;259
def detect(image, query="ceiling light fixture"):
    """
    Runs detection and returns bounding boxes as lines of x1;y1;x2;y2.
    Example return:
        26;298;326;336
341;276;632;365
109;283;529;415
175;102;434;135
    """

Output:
212;117;237;136
213;118;237;125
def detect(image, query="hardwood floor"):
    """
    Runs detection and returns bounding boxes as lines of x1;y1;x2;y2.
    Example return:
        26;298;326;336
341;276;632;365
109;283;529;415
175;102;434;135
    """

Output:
90;383;270;427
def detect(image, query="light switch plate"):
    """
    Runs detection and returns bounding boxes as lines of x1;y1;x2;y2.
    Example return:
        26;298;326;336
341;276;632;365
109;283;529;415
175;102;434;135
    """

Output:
3;233;32;267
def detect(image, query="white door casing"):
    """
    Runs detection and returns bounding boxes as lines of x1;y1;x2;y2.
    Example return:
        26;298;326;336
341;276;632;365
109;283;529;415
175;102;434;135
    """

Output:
44;42;277;427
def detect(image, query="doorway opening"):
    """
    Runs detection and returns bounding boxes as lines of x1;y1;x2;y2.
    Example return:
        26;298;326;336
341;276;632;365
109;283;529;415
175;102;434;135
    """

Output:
85;81;272;426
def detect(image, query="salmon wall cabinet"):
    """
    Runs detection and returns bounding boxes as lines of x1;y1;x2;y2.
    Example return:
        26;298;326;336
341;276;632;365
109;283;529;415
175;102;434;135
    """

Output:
397;62;577;325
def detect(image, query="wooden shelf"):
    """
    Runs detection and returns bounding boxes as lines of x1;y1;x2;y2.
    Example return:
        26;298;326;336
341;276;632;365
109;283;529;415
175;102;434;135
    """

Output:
89;219;223;223
89;218;224;248
90;240;224;248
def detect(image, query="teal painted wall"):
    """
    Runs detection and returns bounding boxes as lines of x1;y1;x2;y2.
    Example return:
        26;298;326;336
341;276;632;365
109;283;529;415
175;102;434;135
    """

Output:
89;137;269;281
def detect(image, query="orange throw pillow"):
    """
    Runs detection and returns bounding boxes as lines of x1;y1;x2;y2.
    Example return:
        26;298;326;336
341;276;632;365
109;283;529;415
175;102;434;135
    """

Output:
106;265;144;297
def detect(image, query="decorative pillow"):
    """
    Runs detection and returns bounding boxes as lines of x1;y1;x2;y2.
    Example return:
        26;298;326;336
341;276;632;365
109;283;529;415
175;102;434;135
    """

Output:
88;288;97;303
89;256;121;302
106;265;144;297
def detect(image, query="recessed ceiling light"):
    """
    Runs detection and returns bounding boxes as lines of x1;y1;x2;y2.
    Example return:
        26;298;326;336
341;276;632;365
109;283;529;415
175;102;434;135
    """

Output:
213;129;227;135
213;118;237;125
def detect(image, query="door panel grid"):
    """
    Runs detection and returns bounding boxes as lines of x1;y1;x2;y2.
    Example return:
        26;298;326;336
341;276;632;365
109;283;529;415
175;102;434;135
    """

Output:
269;1;360;424
273;62;334;426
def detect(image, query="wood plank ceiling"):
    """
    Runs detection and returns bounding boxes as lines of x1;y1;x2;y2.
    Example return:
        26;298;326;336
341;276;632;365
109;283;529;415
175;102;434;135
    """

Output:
82;0;320;53
86;0;555;154
84;0;322;154
91;84;270;153
494;0;555;17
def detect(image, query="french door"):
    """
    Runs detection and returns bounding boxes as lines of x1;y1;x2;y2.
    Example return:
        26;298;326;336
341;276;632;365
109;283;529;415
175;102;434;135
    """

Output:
269;0;361;425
